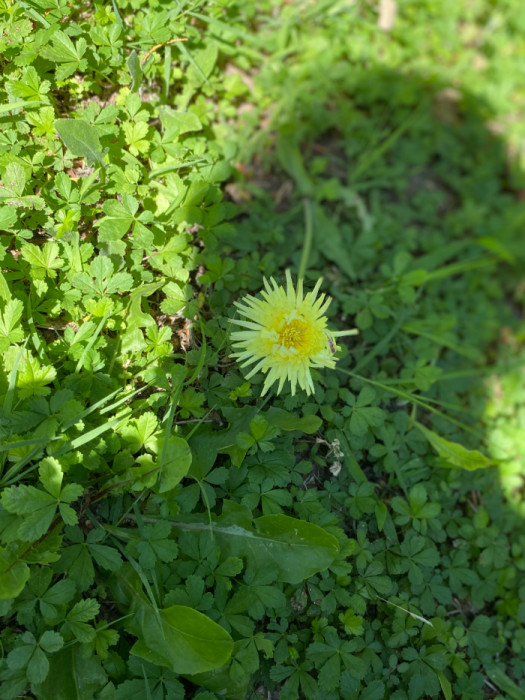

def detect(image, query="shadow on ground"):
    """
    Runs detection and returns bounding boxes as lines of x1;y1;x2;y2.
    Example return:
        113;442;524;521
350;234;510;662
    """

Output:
216;66;525;698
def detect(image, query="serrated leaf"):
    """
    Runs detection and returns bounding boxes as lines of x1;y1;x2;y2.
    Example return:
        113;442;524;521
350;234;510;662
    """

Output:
120;412;158;453
39;457;63;498
67;598;100;623
2;484;56;514
0;299;24;351
60;483;84;503
17;354;57;398
0;548;30;599
96;195;138;240
39;630;64;653
21;242;63;278
88;543;122;571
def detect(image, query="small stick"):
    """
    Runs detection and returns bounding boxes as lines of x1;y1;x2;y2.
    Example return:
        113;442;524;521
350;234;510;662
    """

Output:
141;37;188;65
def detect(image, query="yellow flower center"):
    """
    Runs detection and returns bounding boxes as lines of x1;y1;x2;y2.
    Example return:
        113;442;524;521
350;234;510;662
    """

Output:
278;320;308;349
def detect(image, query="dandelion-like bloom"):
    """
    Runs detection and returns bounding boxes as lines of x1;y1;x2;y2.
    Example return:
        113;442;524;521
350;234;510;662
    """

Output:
230;271;358;396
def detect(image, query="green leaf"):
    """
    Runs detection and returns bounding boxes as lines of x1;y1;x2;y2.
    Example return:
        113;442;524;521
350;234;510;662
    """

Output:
266;407;322;434
43;31;87;80
415;422;493;470
27;646;49;684
127;49;142;91
120;412;158;453
67;598;100;623
34;646;106;700
135;521;178;568
0;300;24;351
436;670;453;700
8;66;50;102
54;119;105;166
96;195;139;240
21;242;63;278
2;484;56;515
17;354;57;398
276;133;314;196
88;543;122;572
0;100;43;114
341;610;364;635
159;106;203;139
0;206;17;231
155;435;192;493
131;605;234;675
485;665;525;700
39;631;64;654
0;161;44;208
0;548;30;599
39;457;63;498
175;511;340;584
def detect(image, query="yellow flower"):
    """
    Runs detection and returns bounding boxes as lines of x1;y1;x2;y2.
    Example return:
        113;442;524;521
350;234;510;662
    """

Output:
230;271;357;396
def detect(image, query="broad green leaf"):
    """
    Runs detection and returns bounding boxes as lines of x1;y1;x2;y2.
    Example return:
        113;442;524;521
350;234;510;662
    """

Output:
173;512;340;584
415;422;492;470
131;605;234;674
0;163;44;208
188;665;251;699
110;566;233;674
34;646;106;700
54;119;105;166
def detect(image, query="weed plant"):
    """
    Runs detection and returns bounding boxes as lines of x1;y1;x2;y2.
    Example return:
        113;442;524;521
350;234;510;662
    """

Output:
0;1;524;699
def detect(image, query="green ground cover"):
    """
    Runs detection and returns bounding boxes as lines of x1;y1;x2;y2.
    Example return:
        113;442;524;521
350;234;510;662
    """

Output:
1;0;525;698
